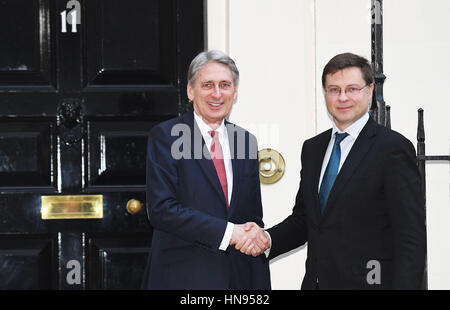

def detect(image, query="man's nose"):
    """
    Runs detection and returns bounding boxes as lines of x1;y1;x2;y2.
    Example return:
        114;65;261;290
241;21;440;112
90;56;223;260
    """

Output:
211;85;221;98
338;89;349;101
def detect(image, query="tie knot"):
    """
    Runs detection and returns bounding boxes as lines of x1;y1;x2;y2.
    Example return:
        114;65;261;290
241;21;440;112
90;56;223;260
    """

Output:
335;132;348;144
209;130;218;139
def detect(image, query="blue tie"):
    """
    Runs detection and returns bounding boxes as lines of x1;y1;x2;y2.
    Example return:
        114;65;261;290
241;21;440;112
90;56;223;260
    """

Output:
318;132;349;214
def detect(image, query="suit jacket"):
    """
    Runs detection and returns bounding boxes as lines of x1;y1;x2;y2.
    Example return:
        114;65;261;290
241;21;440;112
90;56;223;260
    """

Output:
142;111;271;290
267;117;426;290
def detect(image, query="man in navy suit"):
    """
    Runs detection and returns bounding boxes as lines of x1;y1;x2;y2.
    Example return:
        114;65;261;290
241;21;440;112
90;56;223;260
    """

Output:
238;53;426;289
141;50;271;290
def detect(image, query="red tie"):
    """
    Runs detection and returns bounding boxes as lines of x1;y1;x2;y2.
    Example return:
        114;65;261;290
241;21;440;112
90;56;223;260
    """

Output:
209;131;229;209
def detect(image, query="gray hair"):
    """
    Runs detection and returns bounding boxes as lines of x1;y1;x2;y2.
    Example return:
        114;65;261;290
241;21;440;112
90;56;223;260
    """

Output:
187;50;240;87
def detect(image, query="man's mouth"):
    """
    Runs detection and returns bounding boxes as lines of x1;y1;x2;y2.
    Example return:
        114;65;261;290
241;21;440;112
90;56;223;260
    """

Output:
337;106;352;111
209;102;223;107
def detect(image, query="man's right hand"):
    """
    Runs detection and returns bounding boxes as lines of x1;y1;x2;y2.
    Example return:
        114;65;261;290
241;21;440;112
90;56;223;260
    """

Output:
230;222;270;257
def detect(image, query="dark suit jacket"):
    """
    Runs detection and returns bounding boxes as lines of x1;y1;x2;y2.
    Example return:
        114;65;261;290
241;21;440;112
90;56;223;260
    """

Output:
267;117;426;290
142;111;271;290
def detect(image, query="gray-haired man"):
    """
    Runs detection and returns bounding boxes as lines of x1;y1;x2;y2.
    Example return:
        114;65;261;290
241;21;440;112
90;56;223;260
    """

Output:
141;50;271;290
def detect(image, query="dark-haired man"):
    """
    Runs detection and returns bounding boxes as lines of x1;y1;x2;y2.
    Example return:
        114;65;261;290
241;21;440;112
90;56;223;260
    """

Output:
239;52;426;290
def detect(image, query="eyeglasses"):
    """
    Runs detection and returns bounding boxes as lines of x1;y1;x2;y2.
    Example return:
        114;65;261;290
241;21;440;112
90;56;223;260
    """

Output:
324;85;368;97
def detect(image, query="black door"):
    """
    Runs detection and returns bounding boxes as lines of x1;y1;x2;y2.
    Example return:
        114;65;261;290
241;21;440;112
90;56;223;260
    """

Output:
0;0;204;289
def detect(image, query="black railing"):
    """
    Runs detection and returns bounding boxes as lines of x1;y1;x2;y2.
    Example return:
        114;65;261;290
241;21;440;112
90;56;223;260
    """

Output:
370;0;387;127
416;108;450;290
417;108;450;199
370;0;450;290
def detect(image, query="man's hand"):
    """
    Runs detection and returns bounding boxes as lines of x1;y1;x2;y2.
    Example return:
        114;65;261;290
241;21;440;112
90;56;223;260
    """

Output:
230;222;270;257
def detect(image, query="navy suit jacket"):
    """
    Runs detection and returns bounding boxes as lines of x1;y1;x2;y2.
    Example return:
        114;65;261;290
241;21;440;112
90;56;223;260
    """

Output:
267;117;426;289
142;111;271;290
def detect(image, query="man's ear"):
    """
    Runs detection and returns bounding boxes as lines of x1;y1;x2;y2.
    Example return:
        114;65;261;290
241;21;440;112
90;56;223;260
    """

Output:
368;82;374;95
233;86;238;103
187;83;194;101
367;83;375;103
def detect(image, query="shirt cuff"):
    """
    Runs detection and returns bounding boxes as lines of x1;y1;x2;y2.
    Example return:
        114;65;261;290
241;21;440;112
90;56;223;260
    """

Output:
264;230;272;258
219;222;234;251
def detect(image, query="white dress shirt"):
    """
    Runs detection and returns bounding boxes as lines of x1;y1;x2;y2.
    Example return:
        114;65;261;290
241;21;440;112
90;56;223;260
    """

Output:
193;112;234;251
317;113;369;192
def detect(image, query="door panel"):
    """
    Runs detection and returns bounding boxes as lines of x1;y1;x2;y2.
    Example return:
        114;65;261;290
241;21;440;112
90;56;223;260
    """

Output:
86;233;150;290
0;118;57;190
0;234;58;290
0;0;204;289
84;0;176;87
84;118;159;189
0;0;55;88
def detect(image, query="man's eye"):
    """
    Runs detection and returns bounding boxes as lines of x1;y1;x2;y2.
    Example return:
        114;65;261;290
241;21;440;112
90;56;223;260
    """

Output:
221;82;231;89
347;87;358;93
202;83;213;89
329;88;340;93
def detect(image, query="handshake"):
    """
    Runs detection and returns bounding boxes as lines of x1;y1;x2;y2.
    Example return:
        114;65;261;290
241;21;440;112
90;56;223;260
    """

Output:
229;222;270;257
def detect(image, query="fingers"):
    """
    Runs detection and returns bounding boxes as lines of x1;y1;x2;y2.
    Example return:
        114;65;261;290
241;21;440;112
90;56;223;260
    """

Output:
235;234;247;250
253;234;268;252
250;233;267;257
239;238;263;256
256;230;270;249
232;222;268;256
239;238;254;254
244;222;256;231
231;223;255;248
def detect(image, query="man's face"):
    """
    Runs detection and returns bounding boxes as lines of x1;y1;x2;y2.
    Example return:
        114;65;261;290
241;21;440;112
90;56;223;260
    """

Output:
324;67;373;131
187;61;238;129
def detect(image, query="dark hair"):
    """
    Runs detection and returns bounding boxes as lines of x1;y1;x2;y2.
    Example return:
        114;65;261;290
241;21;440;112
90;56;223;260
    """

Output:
322;53;374;88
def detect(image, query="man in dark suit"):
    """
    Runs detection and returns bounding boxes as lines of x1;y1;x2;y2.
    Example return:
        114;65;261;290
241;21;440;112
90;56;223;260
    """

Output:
238;53;426;289
141;50;271;290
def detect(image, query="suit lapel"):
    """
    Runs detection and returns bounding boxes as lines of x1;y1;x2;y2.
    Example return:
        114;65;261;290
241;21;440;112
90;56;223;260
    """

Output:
321;117;378;219
183;112;227;207
226;121;240;212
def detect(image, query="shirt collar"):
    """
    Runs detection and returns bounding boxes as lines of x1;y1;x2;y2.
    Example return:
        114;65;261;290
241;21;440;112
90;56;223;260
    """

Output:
193;111;226;139
332;112;369;140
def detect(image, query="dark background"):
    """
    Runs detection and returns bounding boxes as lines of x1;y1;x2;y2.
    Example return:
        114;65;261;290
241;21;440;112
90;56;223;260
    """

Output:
0;0;204;289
